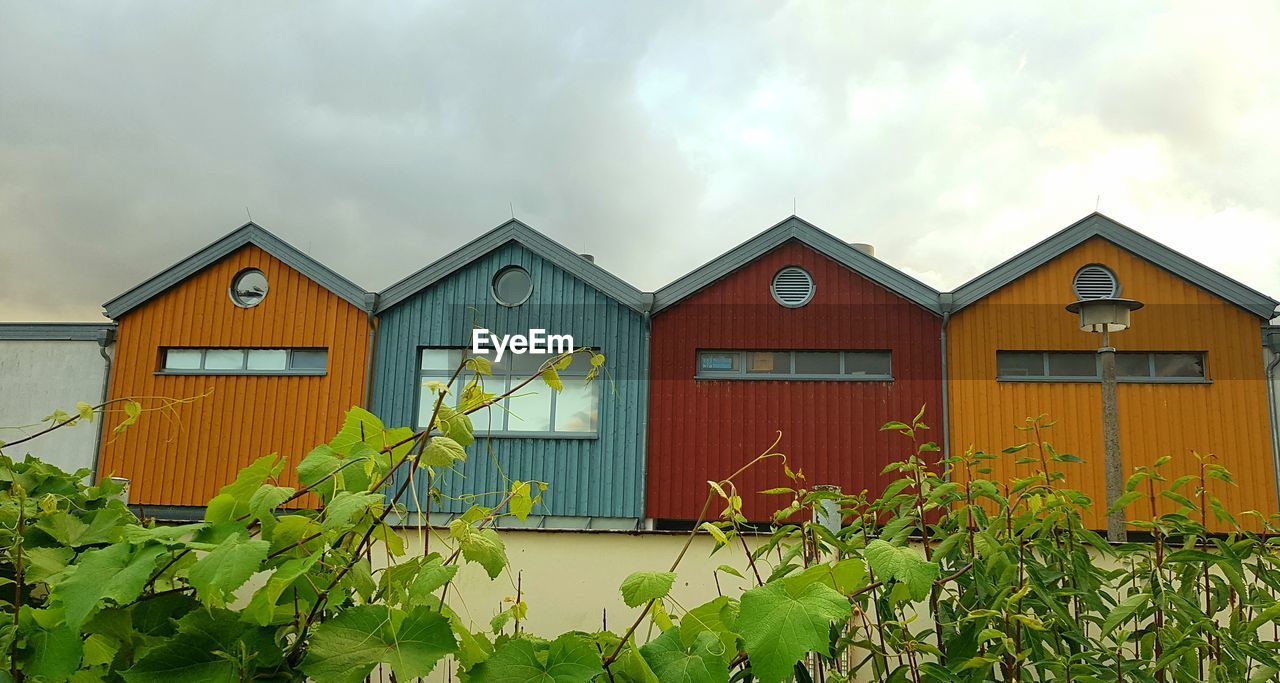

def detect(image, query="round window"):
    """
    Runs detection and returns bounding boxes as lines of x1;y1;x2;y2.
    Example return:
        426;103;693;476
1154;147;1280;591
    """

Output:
492;266;533;307
229;268;269;308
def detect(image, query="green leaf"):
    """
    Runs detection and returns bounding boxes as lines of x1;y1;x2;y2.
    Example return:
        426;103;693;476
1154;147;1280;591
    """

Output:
467;633;603;682
863;540;938;602
1101;592;1151;637
54;542;166;628
459;527;508;579
781;558;867;597
541;367;564;392
125;608;279;682
437;404;476;448
186;536;269;608
680;596;740;664
21;546;75;584
423;436;468;468
620;571;677;608
509;481;534;521
640;628;730;683
205;454;283;523
302;605;458;683
24;626;83;680
1107;490;1143;514
323;491;383;530
736;581;851;683
242;552;321;626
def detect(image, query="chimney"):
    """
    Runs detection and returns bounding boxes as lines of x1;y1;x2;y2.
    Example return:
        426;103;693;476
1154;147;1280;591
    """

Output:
850;242;875;257
579;253;595;263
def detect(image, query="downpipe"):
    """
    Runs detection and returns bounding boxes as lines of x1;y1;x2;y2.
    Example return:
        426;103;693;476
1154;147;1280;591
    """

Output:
1265;326;1280;515
90;327;116;482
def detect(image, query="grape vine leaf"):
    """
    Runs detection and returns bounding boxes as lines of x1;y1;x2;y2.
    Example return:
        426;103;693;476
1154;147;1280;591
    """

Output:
54;542;166;628
186;536;269;608
424;436;468;468
640;627;730;683
680;596;739;663
459;527;507;579
619;571;677;608
735;581;851;683
24;625;83;680
864;539;939;602
241;552;321;626
205;454;283;523
124;608;279;682
322;491;383;530
302;605;457;683
466;633;603;682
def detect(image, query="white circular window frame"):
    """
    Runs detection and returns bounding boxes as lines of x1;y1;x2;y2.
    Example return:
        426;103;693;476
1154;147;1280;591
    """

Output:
228;268;269;309
771;266;815;308
1072;264;1120;300
491;266;534;307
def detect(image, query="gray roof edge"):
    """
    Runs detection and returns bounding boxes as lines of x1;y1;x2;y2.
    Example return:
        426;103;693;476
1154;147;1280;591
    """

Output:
102;222;372;319
652;216;942;314
376;220;649;313
0;322;116;341
951;213;1280;318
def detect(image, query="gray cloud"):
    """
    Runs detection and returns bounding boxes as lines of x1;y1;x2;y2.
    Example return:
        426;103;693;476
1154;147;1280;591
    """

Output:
3;1;1278;321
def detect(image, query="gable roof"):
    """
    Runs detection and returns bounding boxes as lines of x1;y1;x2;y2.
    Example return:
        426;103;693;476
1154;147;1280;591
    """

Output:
950;212;1280;318
376;219;650;313
652;215;942;314
102;222;373;319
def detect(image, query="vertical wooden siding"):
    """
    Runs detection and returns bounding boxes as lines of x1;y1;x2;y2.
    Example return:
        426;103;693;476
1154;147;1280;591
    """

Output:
369;243;647;519
948;237;1276;531
648;241;943;522
98;245;370;507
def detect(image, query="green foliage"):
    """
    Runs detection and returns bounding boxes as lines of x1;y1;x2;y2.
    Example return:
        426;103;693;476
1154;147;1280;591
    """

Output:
736;582;851;683
619;571;677;608
302;605;457;682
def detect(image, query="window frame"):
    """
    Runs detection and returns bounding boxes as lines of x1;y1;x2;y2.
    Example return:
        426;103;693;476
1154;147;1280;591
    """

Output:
415;347;600;439
156;348;328;376
995;351;1209;384
695;350;893;381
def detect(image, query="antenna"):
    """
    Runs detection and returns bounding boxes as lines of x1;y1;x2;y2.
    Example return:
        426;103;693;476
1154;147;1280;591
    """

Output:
793;197;797;215
245;206;253;222
1095;194;1101;212
510;202;515;220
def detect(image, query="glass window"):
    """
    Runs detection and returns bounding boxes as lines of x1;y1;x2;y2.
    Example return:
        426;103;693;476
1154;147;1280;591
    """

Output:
204;349;245;370
1154;353;1204;378
503;388;554;432
1116;353;1151;378
230;269;269;308
845;352;891;377
421;349;462;371
794;352;841;375
996;352;1044;377
164;349;202;370
1047;353;1096;377
492;267;533;306
247;349;288;371
746;352;789;374
554;379;599;432
698;352;738;373
289;349;328;371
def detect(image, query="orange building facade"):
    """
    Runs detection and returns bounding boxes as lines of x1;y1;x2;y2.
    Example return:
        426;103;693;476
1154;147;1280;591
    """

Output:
947;215;1279;531
97;224;373;511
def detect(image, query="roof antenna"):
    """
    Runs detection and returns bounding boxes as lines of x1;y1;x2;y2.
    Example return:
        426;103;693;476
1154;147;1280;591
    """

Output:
510;202;515;220
1095;194;1101;212
793;197;797;216
245;206;253;223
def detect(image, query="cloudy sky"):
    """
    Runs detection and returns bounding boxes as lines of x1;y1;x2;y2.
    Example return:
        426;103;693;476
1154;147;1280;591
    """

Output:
3;2;1279;321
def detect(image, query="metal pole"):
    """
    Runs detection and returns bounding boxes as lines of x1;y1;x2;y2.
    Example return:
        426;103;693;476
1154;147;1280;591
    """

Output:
1099;333;1127;542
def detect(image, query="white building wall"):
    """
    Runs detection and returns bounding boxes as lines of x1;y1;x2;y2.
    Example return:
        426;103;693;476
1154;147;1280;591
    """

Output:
0;339;109;474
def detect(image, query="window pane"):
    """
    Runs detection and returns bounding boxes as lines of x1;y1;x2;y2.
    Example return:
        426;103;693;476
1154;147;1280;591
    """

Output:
1154;353;1204;378
205;350;245;370
164;349;202;370
996;352;1043;377
698;352;738;373
746;352;789;374
794;352;841;375
511;351;553;375
846;352;892;376
1047;353;1095;377
559;350;594;375
421;349;463;371
554;379;598;432
418;375;459;428
1116;353;1151;378
246;349;288;371
290;349;328;371
504;387;553;432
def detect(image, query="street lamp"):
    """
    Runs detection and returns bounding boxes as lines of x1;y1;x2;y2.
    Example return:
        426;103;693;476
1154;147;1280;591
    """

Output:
1065;297;1144;543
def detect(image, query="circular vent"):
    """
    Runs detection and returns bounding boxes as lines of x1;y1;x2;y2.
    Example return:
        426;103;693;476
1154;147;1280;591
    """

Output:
771;267;814;307
1073;265;1119;300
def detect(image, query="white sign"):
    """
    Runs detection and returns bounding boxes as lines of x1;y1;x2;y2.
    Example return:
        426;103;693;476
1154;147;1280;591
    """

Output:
471;328;575;362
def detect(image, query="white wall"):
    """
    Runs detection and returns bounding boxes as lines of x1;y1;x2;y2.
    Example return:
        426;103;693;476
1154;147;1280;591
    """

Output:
0;339;108;474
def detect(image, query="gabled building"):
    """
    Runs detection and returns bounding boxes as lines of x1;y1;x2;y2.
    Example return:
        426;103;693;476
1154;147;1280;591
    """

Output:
98;223;374;514
948;213;1280;531
0;323;116;474
647;216;944;523
370;220;650;529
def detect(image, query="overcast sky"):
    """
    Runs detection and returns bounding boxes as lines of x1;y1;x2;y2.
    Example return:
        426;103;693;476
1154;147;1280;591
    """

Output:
3;2;1279;321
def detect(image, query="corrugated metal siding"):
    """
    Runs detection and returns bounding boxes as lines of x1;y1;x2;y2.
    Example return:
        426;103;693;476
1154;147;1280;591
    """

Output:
948;237;1277;531
648;241;943;522
370;243;647;519
98;245;370;506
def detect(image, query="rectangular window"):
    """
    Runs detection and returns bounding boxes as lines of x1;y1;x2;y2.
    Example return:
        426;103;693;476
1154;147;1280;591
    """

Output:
417;347;598;437
160;348;328;375
695;350;893;381
996;351;1206;382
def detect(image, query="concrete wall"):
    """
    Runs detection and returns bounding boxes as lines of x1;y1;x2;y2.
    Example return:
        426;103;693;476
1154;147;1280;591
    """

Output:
0;339;108;473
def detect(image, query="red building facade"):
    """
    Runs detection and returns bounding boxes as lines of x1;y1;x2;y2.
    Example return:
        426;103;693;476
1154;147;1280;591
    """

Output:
646;218;943;522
